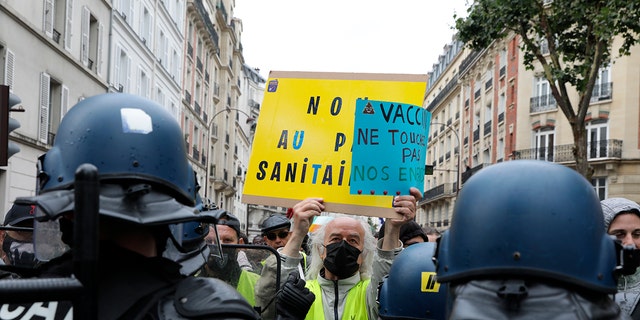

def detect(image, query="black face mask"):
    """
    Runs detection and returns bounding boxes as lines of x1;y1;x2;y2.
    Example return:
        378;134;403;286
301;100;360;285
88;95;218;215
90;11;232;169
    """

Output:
323;240;361;279
206;247;240;285
3;235;38;268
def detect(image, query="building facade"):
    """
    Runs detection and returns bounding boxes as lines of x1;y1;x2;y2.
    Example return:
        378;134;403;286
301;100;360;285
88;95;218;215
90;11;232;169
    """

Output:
421;30;640;232
0;1;265;233
0;0;112;212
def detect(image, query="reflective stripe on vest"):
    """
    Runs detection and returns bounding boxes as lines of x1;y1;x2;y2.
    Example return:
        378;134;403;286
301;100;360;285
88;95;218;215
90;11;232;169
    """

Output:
304;278;370;320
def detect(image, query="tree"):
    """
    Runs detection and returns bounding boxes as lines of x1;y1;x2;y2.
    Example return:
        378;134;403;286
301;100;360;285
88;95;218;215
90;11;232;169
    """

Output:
455;0;640;178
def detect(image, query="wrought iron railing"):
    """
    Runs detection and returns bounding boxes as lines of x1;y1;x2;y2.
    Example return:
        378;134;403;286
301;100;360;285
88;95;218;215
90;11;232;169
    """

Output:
512;139;623;162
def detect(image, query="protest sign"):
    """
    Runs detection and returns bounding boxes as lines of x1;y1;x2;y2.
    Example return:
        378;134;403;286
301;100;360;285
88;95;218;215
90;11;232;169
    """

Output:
242;71;430;218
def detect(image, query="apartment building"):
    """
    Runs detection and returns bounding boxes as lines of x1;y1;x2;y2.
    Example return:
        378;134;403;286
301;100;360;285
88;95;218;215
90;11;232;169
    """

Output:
0;0;111;212
183;0;266;233
422;30;640;231
0;1;265;229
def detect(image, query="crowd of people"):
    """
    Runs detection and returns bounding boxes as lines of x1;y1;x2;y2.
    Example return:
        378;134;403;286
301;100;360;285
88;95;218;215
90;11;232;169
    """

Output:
0;92;639;320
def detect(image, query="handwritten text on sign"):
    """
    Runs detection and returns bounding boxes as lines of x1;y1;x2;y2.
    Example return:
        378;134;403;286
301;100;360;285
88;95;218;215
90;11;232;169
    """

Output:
351;99;430;196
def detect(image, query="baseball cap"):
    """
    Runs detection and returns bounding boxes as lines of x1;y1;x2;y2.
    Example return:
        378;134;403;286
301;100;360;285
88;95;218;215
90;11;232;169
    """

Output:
3;203;36;227
601;197;640;230
217;212;241;236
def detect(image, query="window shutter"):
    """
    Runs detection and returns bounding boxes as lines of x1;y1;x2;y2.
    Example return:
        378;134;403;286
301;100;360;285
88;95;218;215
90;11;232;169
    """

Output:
114;46;121;88
81;6;89;65
61;85;69;120
64;0;74;51
43;0;54;37
39;73;51;144
4;49;15;91
97;22;104;75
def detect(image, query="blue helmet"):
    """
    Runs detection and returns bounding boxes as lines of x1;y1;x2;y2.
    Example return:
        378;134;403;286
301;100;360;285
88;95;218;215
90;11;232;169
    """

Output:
436;160;617;293
38;93;195;206
34;93;203;225
378;242;447;320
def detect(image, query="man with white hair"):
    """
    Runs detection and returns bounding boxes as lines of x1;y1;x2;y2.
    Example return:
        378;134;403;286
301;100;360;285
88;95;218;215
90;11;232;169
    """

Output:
278;188;421;319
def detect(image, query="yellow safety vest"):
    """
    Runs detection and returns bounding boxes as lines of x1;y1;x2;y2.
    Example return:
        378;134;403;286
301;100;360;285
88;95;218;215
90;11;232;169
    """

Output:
237;269;260;306
304;278;370;320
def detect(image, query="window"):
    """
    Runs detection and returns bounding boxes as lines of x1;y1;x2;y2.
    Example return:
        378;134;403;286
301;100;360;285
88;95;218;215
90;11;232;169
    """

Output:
587;121;608;159
497;138;504;162
39;73;69;145
499;48;507;78
498;92;506;122
140;6;153;46
539;37;549;55
531;76;555;112
81;6;103;74
114;46;130;91
137;67;150;98
592;65;612;102
534;127;554;162
592;177;607;200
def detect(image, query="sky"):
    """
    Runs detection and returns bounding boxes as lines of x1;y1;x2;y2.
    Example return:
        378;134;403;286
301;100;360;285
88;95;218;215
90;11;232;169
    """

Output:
234;1;470;80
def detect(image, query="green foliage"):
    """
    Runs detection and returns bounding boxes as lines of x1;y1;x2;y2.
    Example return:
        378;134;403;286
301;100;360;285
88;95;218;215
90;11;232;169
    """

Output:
456;0;640;93
454;0;640;177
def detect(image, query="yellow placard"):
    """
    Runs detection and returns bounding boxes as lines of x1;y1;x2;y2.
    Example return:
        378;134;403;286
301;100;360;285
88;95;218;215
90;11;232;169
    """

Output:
242;71;427;218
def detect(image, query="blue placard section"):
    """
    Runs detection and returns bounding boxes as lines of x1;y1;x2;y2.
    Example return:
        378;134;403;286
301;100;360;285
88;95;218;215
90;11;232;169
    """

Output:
350;99;431;196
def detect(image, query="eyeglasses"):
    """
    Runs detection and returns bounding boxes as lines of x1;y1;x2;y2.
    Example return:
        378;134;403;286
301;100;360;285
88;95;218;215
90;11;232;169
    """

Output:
266;230;289;241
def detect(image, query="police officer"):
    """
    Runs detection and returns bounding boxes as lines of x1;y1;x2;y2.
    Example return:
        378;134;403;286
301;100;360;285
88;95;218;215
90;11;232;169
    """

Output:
25;93;259;319
378;242;447;320
436;160;624;319
197;213;261;305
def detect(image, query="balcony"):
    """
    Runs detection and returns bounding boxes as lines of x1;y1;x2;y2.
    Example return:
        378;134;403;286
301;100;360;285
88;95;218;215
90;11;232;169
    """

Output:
530;94;557;113
194;0;219;46
461;163;491;184
52;29;61;44
196;58;203;73
213;84;220;103
483;120;492;136
192;146;200;161
474;88;481;100
420;182;457;204
512;139;623;163
427;74;459;112
485;78;493;90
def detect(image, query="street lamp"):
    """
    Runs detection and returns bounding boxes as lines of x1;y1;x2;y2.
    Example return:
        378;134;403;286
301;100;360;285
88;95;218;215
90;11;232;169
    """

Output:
204;107;256;200
430;122;462;195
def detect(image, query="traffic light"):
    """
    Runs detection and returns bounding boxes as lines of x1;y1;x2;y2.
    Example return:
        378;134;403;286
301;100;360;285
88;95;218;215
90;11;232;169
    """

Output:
0;85;22;166
425;165;434;175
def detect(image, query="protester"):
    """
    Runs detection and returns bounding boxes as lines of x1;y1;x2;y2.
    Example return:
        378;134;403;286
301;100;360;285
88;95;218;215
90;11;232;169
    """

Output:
261;214;292;250
198;213;261;305
22;93;259;319
0;202;39;268
437;160;624;319
377;219;428;247
277;188;421;319
422;225;441;242
602;197;640;317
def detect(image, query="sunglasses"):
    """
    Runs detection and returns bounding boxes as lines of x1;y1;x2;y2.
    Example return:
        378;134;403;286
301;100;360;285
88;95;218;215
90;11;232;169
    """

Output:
266;230;289;241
